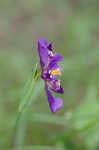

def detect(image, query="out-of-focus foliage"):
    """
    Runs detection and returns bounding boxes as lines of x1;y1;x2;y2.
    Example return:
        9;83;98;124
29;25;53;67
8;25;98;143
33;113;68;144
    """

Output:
0;0;99;150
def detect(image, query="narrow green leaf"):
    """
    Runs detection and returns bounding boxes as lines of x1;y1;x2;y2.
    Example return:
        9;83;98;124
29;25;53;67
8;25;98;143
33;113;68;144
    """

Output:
19;64;40;113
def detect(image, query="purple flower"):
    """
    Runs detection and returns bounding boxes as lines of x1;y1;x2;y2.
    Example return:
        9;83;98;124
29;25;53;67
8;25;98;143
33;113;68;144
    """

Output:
38;38;64;113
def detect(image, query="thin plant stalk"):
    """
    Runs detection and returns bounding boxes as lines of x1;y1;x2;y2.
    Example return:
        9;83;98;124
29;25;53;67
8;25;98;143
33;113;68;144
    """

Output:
8;71;41;149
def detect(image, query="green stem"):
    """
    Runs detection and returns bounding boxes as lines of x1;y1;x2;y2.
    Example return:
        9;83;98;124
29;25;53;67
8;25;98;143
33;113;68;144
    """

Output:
8;111;21;149
19;72;41;113
9;71;41;149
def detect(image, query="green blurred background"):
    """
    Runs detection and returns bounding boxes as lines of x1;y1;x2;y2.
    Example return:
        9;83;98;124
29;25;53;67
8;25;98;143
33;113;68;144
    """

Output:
0;0;99;150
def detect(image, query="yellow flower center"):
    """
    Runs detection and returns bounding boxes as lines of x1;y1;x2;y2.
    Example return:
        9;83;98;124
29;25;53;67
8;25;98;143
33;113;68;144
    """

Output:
50;68;61;76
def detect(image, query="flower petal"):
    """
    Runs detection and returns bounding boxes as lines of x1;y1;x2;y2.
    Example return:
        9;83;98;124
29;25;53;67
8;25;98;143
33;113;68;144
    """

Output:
52;86;64;94
38;38;49;67
48;54;63;70
51;97;63;113
45;86;63;113
42;69;51;80
47;42;53;51
50;53;63;63
47;79;64;94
